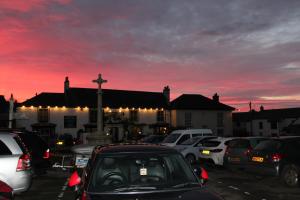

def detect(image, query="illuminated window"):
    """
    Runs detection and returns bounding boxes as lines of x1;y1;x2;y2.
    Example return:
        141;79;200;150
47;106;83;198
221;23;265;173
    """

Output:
38;108;49;123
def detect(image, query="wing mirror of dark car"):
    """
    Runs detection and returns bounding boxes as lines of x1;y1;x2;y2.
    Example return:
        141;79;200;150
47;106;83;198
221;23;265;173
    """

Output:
193;166;208;185
68;171;81;188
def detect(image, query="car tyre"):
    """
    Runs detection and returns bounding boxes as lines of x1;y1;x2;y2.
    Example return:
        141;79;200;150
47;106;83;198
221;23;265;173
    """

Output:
185;154;196;164
281;164;299;187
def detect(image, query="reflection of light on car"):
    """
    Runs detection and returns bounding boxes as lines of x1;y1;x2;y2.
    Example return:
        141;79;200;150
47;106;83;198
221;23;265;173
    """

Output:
56;141;64;145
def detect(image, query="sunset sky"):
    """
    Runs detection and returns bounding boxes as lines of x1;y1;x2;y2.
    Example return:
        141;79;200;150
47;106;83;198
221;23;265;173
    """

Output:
1;0;300;111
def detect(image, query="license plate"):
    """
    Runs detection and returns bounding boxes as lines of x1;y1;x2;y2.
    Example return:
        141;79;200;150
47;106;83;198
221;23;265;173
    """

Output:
75;156;89;168
202;150;210;155
252;156;264;162
229;157;240;162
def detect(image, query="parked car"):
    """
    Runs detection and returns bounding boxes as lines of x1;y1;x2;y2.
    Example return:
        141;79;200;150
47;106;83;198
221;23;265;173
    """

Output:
0;180;13;199
56;133;75;147
139;134;166;144
14;131;50;175
223;137;268;169
174;136;217;164
248;136;300;187
199;137;236;166
162;129;213;147
68;144;221;200
0;132;32;194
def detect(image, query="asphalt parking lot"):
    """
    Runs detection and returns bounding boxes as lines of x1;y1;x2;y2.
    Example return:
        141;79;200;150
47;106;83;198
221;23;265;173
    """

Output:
15;166;300;200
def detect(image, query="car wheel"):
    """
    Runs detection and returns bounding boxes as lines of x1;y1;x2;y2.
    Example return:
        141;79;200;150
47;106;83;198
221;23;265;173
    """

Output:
281;164;299;187
185;154;196;164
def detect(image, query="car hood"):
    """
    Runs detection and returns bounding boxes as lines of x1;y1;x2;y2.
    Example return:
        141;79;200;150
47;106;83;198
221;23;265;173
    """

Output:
87;188;223;200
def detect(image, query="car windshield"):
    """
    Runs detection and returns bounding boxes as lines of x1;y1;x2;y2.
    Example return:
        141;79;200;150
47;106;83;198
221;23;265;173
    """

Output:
88;153;199;193
162;133;181;143
181;137;199;145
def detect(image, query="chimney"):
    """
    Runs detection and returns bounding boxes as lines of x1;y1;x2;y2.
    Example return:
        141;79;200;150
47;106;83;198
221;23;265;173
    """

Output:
260;105;264;112
213;93;219;102
64;76;70;93
163;86;170;103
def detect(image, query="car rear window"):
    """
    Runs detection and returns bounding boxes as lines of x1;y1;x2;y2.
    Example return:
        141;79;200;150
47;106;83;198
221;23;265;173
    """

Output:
228;139;250;148
202;140;221;147
13;136;29;154
254;140;281;151
0;140;12;155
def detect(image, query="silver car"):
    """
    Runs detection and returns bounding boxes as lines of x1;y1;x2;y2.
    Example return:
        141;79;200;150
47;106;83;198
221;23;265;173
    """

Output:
0;132;32;193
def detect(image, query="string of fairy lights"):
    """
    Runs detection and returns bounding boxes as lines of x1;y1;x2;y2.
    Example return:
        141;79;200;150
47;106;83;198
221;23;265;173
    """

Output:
20;105;164;112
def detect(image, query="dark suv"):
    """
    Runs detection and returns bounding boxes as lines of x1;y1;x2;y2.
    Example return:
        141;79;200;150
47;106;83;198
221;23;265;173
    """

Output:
68;144;222;200
248;136;300;187
15;131;50;175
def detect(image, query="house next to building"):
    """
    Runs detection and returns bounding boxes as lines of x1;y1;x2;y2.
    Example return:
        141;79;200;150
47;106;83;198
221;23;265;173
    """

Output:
16;77;235;143
170;93;235;136
233;107;300;137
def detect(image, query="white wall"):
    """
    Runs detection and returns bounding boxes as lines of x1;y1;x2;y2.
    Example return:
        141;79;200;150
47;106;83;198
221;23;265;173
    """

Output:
16;107;165;136
171;110;233;136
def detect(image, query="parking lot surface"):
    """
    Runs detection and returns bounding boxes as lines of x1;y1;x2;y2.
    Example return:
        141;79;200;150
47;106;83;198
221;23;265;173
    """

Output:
15;166;300;200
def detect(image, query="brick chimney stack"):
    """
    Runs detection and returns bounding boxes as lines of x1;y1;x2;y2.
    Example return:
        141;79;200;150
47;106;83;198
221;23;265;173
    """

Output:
163;86;170;104
64;76;70;93
213;93;219;102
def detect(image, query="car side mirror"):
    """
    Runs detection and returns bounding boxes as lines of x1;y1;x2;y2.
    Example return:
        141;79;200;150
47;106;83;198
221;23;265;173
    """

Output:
193;166;208;185
68;171;81;187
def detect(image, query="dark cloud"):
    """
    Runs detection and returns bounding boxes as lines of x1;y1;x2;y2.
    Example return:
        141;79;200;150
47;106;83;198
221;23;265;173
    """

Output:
1;0;300;110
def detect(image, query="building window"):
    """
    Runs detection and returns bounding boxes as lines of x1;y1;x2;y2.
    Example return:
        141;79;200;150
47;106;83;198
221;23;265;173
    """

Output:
38;108;49;123
157;111;164;122
64;116;77;128
89;109;97;123
270;121;278;129
217;112;224;127
130;110;138;122
185;112;192;128
259;122;263;129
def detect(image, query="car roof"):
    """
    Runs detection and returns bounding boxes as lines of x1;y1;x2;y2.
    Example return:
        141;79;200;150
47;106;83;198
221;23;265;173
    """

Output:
94;143;178;154
208;137;236;141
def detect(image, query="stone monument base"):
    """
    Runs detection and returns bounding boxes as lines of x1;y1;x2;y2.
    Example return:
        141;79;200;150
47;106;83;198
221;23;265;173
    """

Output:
86;132;112;145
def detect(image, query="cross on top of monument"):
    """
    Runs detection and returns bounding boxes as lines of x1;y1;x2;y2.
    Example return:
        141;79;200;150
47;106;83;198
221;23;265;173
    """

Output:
92;74;107;89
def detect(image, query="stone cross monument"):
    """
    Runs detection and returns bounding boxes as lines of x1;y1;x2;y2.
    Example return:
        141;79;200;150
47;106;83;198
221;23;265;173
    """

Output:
8;94;14;129
86;74;112;144
93;74;107;134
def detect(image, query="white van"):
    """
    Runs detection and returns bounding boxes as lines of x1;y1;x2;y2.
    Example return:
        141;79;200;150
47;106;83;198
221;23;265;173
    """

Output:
161;129;213;147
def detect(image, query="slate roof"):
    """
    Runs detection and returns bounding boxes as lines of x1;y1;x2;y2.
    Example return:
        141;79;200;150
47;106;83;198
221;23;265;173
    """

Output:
21;88;169;109
233;107;300;121
170;94;235;111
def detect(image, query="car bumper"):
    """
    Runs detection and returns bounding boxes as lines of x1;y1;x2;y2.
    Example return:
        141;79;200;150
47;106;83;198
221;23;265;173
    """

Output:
246;162;280;176
11;170;32;194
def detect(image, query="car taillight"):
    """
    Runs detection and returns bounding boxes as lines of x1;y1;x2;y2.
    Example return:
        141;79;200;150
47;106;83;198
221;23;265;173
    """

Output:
210;149;222;153
43;149;50;159
244;148;252;156
200;167;209;180
16;154;31;171
271;153;283;162
225;147;229;155
81;191;87;200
